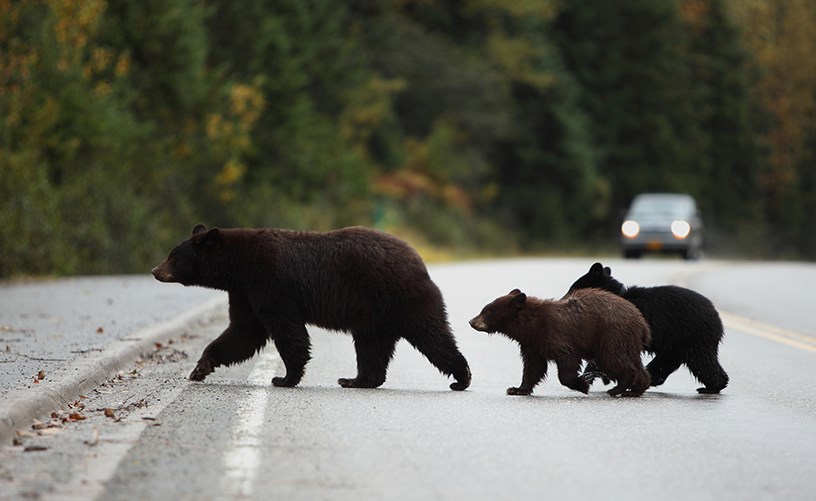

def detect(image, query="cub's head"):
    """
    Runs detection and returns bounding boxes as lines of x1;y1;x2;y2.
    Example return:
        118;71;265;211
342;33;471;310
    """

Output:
151;224;222;287
568;262;624;295
469;289;527;334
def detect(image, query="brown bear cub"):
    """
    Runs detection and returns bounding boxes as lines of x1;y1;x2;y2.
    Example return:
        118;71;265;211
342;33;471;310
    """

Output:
469;289;650;396
152;225;471;391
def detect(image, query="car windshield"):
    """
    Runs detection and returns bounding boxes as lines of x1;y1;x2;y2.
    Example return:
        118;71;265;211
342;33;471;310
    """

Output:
629;196;694;218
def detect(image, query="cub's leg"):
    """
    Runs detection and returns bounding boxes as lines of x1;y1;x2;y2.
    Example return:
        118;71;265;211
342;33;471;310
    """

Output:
645;352;684;387
686;347;729;394
190;292;268;381
556;357;589;394
508;349;548;395
581;361;611;385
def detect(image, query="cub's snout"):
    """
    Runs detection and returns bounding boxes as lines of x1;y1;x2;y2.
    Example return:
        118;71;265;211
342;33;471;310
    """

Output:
469;315;488;332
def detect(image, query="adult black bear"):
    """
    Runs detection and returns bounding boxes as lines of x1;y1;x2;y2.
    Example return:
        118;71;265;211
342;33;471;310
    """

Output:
469;288;650;397
568;262;728;394
152;225;471;391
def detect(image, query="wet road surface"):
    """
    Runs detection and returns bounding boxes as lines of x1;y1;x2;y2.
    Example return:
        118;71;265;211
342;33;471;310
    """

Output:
1;259;814;500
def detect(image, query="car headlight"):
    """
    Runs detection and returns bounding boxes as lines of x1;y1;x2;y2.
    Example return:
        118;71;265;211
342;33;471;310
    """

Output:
621;220;640;238
671;220;691;239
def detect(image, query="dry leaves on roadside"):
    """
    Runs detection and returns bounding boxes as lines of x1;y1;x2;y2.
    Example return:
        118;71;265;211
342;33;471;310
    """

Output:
84;427;100;447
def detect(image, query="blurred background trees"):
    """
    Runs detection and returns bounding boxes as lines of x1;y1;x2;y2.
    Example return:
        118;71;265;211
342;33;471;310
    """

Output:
1;0;814;276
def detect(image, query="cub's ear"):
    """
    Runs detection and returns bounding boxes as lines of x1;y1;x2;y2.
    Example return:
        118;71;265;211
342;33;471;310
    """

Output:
590;262;604;275
603;266;612;276
509;288;522;296
511;292;527;307
192;224;207;235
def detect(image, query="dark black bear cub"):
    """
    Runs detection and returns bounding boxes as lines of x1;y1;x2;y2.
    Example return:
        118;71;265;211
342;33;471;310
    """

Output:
569;263;728;394
469;289;651;397
152;225;471;391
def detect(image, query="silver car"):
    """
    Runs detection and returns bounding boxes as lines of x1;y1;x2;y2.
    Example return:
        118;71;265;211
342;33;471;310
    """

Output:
620;193;704;260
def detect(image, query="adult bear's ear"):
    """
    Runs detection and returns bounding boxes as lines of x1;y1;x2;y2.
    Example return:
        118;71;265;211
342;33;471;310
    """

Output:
201;227;221;246
590;262;604;275
192;224;207;235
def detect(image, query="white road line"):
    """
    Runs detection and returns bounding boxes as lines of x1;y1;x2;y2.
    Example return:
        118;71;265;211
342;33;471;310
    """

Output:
721;311;816;353
220;349;281;498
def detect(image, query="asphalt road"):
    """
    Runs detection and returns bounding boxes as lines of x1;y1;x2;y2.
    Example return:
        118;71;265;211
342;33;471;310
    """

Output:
1;259;815;500
0;276;221;401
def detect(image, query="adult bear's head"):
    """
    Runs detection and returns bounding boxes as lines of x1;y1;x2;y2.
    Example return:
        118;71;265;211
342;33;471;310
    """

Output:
152;224;223;287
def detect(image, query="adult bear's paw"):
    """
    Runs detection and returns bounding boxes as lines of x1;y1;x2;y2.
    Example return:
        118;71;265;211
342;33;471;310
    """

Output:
189;359;214;381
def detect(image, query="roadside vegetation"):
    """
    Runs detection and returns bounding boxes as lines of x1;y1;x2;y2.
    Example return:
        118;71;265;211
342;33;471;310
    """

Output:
2;0;815;276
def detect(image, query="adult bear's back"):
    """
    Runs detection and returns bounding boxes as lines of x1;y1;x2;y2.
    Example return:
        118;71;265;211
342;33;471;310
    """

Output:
259;227;443;330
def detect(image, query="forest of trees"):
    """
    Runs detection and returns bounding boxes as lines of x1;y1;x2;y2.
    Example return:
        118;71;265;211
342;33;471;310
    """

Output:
2;0;815;277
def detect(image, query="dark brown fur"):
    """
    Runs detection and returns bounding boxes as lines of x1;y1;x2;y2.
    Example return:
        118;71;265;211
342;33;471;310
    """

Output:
469;288;650;396
152;225;471;390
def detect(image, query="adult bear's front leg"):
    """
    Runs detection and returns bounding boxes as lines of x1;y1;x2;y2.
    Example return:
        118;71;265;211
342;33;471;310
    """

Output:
338;331;398;389
270;324;311;387
190;292;268;381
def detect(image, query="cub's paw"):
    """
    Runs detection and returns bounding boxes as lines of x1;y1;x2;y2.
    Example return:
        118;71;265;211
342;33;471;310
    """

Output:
272;376;298;388
621;390;644;397
607;386;625;397
696;386;722;395
506;387;532;396
189;359;214;381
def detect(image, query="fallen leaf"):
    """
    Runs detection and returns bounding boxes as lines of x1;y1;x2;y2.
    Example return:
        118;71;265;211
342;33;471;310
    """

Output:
84;427;99;446
12;437;23;446
104;408;115;418
96;327;104;334
24;445;48;452
154;342;163;349
38;427;64;436
37;370;45;380
68;412;86;421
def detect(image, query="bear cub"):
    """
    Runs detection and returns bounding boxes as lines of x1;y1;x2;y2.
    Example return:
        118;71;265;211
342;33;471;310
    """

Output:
469;288;651;397
568;263;728;394
152;224;471;391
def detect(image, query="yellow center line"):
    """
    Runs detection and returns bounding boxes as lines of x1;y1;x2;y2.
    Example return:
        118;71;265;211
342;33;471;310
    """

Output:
720;311;816;353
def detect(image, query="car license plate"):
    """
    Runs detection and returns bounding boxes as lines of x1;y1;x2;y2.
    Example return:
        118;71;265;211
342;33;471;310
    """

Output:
646;241;662;251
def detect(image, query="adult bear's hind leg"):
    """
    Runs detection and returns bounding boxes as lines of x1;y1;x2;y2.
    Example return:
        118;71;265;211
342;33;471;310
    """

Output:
403;320;471;391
